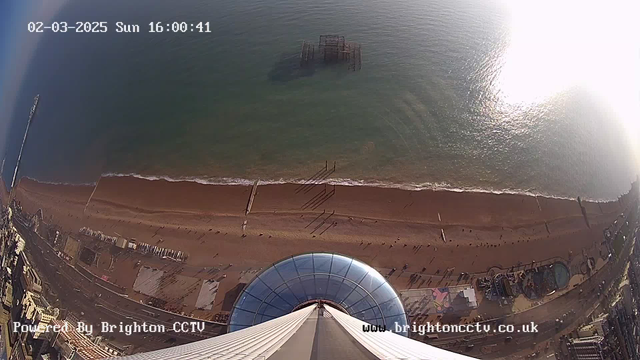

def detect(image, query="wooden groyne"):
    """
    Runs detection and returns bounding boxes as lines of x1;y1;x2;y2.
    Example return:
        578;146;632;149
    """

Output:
246;180;259;215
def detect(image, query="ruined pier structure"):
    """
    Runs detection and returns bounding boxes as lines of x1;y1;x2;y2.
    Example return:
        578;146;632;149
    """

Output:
300;35;362;71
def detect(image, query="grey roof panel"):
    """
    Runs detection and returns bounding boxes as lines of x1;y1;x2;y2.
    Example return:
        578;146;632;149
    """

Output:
271;307;378;360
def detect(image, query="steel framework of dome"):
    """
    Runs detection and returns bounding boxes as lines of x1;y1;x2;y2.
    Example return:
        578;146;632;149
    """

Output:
228;253;408;336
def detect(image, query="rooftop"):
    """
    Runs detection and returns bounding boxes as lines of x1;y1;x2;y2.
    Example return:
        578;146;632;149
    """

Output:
51;320;113;360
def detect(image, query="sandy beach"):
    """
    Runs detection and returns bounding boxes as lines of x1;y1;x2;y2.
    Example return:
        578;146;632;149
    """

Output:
13;175;628;269
74;175;625;226
11;175;630;319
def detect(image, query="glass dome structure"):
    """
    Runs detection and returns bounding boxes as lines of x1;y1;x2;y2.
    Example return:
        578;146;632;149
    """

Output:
229;253;408;335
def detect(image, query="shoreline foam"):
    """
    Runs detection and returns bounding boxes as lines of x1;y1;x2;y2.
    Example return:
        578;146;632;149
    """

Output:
15;174;629;232
99;172;621;202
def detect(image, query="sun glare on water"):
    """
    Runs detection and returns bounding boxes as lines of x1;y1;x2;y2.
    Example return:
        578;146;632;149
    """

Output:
494;0;640;167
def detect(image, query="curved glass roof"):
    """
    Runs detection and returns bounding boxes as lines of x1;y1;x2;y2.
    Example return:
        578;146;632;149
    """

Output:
229;253;408;336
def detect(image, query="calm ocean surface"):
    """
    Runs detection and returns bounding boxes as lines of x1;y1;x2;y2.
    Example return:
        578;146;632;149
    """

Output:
2;0;637;200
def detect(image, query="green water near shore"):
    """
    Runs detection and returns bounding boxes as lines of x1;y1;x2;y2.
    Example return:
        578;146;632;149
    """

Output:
2;0;637;200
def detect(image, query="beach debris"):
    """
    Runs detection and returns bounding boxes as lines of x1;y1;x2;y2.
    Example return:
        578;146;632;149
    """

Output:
80;226;187;262
80;227;118;244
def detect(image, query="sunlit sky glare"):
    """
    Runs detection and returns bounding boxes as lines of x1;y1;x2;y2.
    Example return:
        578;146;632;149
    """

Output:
496;0;640;167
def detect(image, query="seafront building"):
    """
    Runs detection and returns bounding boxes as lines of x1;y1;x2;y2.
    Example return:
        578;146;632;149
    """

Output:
566;336;608;360
1;205;121;360
48;319;116;359
1;205;59;359
566;296;639;360
577;314;609;338
565;233;640;360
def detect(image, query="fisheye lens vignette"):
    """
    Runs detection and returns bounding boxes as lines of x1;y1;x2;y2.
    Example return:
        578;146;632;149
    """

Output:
0;0;639;359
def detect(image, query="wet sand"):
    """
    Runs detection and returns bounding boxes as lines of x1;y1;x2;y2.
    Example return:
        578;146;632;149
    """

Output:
11;175;630;316
76;176;626;226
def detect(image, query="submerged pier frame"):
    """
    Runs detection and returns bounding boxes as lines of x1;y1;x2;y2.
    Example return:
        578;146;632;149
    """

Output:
300;35;362;71
300;41;315;67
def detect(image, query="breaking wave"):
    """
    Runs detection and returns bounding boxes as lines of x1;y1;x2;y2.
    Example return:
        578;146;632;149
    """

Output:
100;172;597;201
